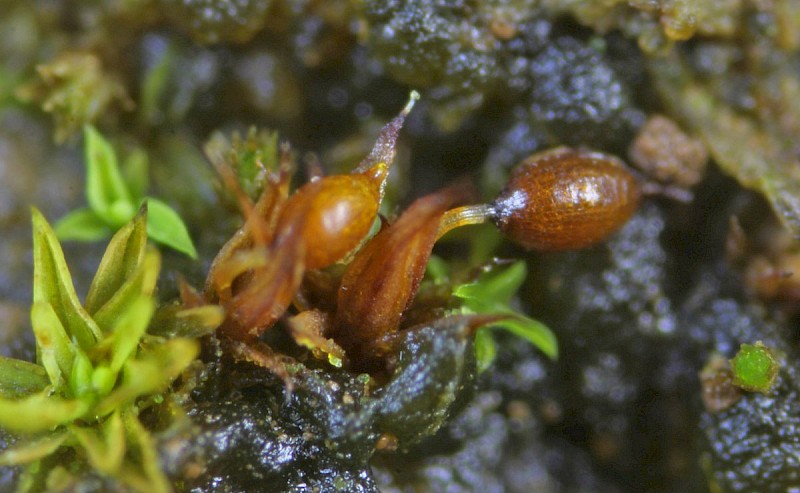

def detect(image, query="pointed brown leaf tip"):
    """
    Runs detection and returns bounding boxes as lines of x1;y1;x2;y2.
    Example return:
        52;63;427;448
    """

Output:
332;182;469;361
354;91;419;174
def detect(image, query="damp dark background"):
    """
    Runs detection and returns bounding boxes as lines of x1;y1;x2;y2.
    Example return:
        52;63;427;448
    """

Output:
2;1;800;492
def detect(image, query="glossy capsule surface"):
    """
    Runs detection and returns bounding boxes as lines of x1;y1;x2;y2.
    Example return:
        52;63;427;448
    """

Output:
274;164;386;270
491;147;640;251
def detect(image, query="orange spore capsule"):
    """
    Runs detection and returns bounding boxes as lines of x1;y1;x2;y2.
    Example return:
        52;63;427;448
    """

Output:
274;162;386;270
491;147;640;251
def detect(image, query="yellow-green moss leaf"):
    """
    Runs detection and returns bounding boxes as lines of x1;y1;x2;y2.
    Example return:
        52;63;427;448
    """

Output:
0;356;49;398
30;301;74;390
85;205;148;317
32;208;101;351
0;393;90;434
54;208;112;242
119;413;171;493
453;261;527;308
150;302;225;338
92;249;160;332
0;431;68;466
70;411;125;474
145;197;197;259
94;338;198;416
84;125;133;220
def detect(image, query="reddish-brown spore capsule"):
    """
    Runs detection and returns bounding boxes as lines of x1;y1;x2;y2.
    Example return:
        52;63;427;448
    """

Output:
491;147;640;251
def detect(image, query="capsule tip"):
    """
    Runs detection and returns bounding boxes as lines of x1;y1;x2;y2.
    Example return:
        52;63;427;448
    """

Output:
402;90;421;116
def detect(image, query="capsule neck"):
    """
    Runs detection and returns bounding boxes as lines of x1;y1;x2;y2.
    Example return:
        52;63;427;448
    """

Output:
436;203;494;240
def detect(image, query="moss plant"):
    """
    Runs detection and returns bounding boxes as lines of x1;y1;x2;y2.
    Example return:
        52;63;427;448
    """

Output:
450;260;557;372
0;207;202;492
54;125;197;258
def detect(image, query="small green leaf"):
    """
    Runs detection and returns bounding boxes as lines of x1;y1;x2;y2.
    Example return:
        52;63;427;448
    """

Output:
120;413;171;493
452;260;557;362
453;261;527;307
53;208;112;242
68;348;94;398
92;249;160;332
0;356;49;398
30;302;75;390
150;302;224;338
70;411;125;474
106;200;136;227
489;317;558;360
32;208;101;351
0;431;68;465
84;125;133;218
144;197;197;258
85;206;148;317
89;296;156;398
122;148;149;201
91;366;116;396
730;341;780;394
107;297;155;375
94;338;198;416
474;327;497;373
0;392;90;433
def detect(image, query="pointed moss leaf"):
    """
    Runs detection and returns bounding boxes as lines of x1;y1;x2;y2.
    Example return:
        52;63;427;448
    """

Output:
92;249;160;332
30;302;75;390
53;208;113;242
122;149;149;201
0;392;90;433
474;327;497;373
121;413;171;493
150;303;224;338
107;297;155;375
89;297;155;397
94;338;198;416
0;431;68;465
70;411;125;474
91;366;116;396
0;356;49;398
490;316;558;360
84;125;132;218
85;207;149;317
32;208;101;350
453;261;527;308
68;348;94;398
144;197;197;259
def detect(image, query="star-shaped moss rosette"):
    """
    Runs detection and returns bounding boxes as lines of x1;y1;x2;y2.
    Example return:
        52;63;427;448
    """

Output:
54;125;197;258
449;260;558;372
0;207;208;492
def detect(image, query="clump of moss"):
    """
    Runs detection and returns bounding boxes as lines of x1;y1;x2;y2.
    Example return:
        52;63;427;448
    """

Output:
16;53;132;143
0;208;205;492
54;126;197;258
